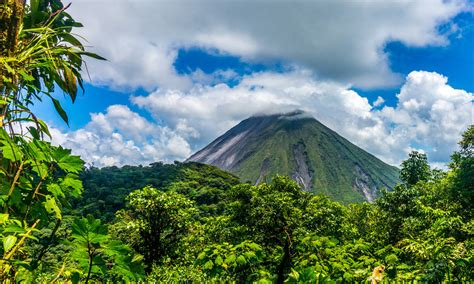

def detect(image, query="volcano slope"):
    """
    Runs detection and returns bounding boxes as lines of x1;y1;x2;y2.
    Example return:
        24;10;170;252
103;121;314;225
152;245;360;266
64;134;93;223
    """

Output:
187;111;399;203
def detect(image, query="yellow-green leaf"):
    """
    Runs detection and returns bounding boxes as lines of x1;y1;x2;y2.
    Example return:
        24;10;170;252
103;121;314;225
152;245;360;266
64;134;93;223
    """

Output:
3;235;17;253
44;195;62;220
0;214;9;224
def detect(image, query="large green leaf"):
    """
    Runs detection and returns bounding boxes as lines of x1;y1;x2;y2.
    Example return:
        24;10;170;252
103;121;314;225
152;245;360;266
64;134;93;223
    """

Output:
3;235;17;253
44;195;62;220
46;184;64;199
52;147;84;173
0;130;23;162
0;213;9;224
61;174;83;197
51;98;69;125
78;51;106;61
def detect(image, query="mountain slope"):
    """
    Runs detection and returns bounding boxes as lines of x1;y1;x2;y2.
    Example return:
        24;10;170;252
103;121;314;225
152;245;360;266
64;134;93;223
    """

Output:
77;162;240;221
187;111;399;203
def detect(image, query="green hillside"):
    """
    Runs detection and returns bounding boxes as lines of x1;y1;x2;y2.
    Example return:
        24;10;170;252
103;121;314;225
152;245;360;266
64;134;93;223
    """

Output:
188;111;400;203
74;162;240;221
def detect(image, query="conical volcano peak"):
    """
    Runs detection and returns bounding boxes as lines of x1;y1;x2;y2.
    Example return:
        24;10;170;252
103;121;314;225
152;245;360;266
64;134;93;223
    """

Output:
187;113;399;203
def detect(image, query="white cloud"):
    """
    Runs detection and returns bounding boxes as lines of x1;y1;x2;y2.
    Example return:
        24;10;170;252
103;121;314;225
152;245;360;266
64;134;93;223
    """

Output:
51;70;472;168
44;1;473;168
373;96;385;107
70;0;468;90
50;105;191;167
379;71;473;163
131;70;473;166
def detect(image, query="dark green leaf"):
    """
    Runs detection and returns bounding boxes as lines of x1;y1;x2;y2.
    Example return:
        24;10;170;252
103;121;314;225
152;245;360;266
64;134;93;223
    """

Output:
51;98;69;125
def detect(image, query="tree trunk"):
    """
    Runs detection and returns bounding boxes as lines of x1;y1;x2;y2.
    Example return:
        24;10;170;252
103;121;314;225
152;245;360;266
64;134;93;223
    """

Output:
276;235;293;284
1;0;25;116
1;0;25;56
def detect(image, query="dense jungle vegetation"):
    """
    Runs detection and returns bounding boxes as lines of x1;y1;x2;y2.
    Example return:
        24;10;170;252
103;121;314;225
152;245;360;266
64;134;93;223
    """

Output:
0;0;472;282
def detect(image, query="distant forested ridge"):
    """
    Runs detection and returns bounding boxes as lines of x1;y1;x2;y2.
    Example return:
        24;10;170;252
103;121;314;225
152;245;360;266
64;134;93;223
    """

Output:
74;162;240;221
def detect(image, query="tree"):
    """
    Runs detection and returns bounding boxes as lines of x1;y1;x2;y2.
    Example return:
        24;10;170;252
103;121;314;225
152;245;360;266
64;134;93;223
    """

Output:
228;176;310;283
1;0;26;62
449;125;474;218
111;187;197;271
458;125;473;158
302;195;348;240
0;0;103;279
400;151;431;186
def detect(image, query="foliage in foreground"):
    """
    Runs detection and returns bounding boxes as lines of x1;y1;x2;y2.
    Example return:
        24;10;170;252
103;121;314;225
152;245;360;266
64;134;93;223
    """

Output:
112;128;471;283
0;0;142;281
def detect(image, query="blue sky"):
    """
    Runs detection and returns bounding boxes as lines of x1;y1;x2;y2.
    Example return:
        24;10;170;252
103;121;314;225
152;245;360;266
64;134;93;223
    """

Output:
40;11;473;129
42;0;473;167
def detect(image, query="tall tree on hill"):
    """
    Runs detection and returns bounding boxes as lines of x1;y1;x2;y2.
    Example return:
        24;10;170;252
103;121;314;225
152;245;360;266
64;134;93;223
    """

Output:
450;125;474;217
400;151;431;186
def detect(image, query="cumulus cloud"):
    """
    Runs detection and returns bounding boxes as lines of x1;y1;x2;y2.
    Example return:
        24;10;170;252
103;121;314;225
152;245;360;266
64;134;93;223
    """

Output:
52;70;472;168
372;96;385;108
131;70;472;166
44;1;473;168
50;105;191;167
70;0;468;89
379;71;473;163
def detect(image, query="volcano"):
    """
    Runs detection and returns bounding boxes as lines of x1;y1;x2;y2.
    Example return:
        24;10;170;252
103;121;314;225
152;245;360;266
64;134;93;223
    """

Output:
187;111;399;203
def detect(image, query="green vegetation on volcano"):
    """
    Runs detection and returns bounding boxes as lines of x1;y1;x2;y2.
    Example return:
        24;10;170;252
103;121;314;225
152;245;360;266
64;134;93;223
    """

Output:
189;112;400;203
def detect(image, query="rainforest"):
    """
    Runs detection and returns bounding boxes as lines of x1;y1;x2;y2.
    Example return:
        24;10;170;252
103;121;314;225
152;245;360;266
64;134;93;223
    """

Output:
0;0;473;283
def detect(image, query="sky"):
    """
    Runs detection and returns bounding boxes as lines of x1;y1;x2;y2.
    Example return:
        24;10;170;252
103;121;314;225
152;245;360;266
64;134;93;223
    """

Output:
39;0;473;168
